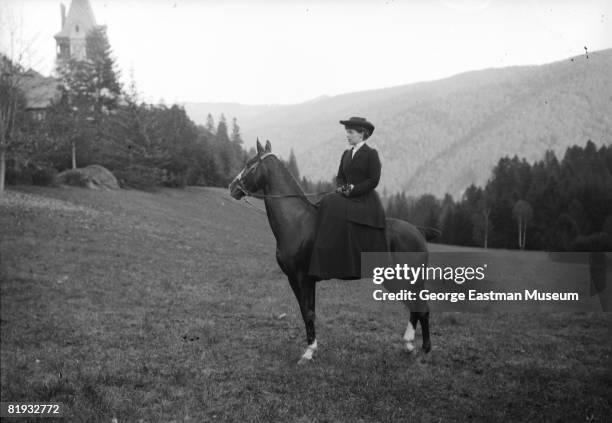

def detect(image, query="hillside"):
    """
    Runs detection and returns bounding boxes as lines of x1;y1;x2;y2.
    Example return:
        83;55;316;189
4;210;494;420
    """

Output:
183;102;277;129
1;186;610;421
186;49;612;198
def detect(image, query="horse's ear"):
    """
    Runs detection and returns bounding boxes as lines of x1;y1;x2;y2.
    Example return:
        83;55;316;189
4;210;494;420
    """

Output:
256;138;264;155
265;140;272;152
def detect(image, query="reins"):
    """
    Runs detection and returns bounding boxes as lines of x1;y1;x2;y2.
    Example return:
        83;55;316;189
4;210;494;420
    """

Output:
233;152;443;240
241;190;333;200
243;197;267;215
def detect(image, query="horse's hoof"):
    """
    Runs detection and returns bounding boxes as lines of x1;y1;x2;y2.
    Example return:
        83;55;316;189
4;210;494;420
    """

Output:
405;342;416;353
422;340;431;353
297;356;313;366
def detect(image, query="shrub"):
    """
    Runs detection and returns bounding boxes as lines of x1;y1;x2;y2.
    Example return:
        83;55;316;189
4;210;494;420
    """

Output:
113;165;167;190
31;166;58;186
56;169;89;187
4;160;58;186
571;232;612;252
163;171;187;188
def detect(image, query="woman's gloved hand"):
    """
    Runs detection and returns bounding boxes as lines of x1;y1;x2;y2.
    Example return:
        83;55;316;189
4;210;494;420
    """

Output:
339;184;354;196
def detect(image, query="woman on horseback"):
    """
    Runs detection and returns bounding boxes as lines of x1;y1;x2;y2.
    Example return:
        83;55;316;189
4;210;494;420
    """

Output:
308;116;388;280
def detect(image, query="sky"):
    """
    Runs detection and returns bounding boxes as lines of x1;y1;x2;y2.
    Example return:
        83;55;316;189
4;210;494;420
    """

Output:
1;0;610;105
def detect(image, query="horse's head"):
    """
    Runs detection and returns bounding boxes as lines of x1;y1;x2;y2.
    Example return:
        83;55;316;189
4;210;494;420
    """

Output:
229;139;275;200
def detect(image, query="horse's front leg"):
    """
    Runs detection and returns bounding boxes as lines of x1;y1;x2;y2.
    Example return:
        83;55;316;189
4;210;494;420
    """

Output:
398;280;431;354
404;312;418;353
296;275;317;365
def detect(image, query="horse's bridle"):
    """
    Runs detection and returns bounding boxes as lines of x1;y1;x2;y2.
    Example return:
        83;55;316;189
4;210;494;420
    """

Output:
232;152;332;200
232;152;284;199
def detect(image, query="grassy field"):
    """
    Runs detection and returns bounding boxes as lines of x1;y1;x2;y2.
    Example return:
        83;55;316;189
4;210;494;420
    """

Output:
1;185;610;422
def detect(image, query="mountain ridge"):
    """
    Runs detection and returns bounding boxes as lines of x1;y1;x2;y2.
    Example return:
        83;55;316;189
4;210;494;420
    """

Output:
185;49;612;197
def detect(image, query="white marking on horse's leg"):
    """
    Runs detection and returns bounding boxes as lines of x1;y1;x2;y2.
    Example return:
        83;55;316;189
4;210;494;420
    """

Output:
301;339;318;360
404;322;416;353
403;322;415;342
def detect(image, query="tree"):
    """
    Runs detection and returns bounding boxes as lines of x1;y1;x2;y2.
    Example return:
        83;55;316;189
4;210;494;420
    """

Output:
230;117;246;173
55;58;97;168
205;113;215;133
287;149;300;180
602;215;612;236
486;155;531;247
85;26;122;113
54;25;123;169
551;214;579;251
409;194;441;228
437;194;455;244
526;150;561;249
386;191;410;221
464;185;492;248
512;200;533;249
230;117;242;145
0;55;27;194
187;128;220;186
475;196;492;249
214;114;232;183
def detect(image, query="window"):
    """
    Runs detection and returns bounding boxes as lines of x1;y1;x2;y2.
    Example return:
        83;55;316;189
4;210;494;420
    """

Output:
34;110;46;121
57;43;70;58
27;109;46;122
76;25;79;32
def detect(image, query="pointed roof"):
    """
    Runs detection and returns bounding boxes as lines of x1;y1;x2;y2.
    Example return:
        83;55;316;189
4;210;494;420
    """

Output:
54;0;97;39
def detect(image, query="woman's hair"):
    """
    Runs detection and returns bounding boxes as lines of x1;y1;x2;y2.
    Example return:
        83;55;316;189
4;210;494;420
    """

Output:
344;125;371;141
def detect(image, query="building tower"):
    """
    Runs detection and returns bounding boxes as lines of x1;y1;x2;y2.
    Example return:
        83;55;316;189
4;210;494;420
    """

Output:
54;0;98;62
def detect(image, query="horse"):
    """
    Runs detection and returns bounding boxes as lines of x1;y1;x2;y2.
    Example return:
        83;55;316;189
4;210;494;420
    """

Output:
228;140;431;364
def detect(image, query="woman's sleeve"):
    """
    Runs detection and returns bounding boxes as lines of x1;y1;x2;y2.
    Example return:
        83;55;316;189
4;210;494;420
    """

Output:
348;149;381;197
336;151;347;187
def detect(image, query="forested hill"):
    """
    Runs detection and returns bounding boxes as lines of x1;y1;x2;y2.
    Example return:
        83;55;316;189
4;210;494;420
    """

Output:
185;49;611;198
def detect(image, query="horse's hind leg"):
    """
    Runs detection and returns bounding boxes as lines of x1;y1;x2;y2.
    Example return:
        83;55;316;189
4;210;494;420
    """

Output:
404;300;431;354
420;311;431;353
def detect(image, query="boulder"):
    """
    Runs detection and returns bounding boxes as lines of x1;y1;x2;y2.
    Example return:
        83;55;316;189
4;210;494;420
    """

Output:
57;165;119;190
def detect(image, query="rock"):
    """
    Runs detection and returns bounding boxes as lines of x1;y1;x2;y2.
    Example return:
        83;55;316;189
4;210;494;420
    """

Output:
57;165;119;190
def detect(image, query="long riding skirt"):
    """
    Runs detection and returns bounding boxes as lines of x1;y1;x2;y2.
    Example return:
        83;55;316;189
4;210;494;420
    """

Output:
308;193;387;280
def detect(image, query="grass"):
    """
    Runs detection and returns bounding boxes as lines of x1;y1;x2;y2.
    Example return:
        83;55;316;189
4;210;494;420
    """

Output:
1;185;610;422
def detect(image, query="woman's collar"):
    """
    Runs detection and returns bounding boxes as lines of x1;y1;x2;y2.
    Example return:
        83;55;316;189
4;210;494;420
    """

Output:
353;141;366;151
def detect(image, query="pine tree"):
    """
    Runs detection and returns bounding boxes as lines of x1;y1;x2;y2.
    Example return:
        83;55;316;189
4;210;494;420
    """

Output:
54;25;123;169
287;149;300;180
215;114;232;183
230;117;247;173
206;113;215;133
85;26;122;113
230;117;242;145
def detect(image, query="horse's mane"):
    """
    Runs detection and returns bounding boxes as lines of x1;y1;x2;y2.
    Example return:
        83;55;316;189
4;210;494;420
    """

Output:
270;156;318;209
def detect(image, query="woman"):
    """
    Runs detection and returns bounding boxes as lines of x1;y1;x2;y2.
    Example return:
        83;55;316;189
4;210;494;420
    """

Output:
308;116;387;280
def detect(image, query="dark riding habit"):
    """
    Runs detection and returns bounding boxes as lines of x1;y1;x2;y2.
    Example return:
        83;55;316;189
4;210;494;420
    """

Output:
308;143;387;280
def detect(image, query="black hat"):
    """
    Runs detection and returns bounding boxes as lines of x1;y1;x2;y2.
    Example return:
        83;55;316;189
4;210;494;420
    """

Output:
339;116;375;135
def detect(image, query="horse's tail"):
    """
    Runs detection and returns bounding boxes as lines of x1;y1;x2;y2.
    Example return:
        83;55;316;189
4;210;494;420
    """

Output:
417;226;441;242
